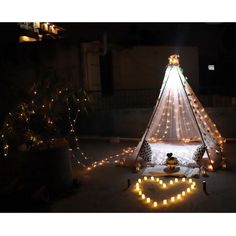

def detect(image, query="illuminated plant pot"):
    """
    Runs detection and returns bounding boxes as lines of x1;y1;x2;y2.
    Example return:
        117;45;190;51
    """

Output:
28;138;73;193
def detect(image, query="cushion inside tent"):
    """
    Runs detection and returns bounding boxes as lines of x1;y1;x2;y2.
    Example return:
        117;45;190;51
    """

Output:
149;141;208;168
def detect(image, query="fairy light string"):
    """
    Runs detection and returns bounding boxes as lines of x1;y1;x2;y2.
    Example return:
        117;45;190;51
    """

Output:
0;85;92;167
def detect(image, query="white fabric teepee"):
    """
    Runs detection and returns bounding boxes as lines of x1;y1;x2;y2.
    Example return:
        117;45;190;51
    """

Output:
133;55;225;170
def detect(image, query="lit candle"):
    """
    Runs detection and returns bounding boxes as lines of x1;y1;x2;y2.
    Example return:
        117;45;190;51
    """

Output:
170;180;173;185
177;194;181;200
189;179;193;183
187;188;191;193
141;194;145;200
146;198;151;203
171;197;175;202
156;178;160;182
138;178;142;183
182;177;186;182
208;164;214;171
87;167;92;171
138;191;142;196
182;191;186;196
163;199;167;205
159;180;163;185
191;184;195;190
144;176;148;181
136;185;140;191
151;176;154;181
136;183;139;187
175;178;178;183
163;183;167;188
153;202;158;207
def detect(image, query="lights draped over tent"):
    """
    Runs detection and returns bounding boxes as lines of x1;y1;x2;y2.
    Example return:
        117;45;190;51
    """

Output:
133;55;225;170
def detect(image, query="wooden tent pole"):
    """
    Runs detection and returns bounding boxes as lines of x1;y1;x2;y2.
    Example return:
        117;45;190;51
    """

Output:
177;67;211;162
134;66;173;162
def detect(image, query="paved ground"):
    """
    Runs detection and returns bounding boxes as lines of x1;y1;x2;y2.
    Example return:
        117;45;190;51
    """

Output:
51;141;236;212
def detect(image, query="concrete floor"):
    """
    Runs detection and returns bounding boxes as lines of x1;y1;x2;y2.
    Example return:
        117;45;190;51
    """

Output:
51;141;236;212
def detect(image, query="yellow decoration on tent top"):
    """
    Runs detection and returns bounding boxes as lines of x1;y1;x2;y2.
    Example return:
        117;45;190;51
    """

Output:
168;54;180;66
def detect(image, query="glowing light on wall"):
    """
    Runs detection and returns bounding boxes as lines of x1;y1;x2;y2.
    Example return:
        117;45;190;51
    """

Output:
19;36;37;43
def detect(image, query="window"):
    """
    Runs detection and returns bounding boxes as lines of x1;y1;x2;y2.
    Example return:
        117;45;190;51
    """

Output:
208;65;215;71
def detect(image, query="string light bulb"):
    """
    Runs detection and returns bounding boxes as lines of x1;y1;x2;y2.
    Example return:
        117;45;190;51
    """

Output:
163;199;167;205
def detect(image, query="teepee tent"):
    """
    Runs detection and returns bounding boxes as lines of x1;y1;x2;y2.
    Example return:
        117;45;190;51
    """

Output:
133;55;225;170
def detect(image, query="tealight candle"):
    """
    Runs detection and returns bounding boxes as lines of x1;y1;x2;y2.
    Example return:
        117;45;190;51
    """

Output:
159;180;163;184
175;178;178;183
163;183;167;188
151;176;154;181
136;183;139;187
170;180;173;185
192;182;196;186
163;199;167;205
191;184;195;190
182;191;186;196
177;194;181;199
208;164;213;171
141;194;145;200
187;188;191;193
136;186;140;191
138;191;142;195
146;198;151;203
156;178;160;182
153;202;158;207
189;179;193;183
171;197;175;202
138;178;142;183
144;176;147;181
182;177;186;182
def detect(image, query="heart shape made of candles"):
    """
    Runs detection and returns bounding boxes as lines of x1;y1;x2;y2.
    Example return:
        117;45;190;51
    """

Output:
134;176;197;209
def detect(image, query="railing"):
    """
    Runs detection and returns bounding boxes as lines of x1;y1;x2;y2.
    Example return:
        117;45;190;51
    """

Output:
88;89;236;111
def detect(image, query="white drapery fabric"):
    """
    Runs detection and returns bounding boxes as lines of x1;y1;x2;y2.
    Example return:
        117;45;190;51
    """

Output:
134;65;225;168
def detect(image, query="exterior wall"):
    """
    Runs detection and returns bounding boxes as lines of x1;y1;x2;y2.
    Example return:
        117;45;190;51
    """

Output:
113;46;199;91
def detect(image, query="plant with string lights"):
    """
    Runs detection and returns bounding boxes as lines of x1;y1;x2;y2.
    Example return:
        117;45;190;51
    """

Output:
0;80;93;168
